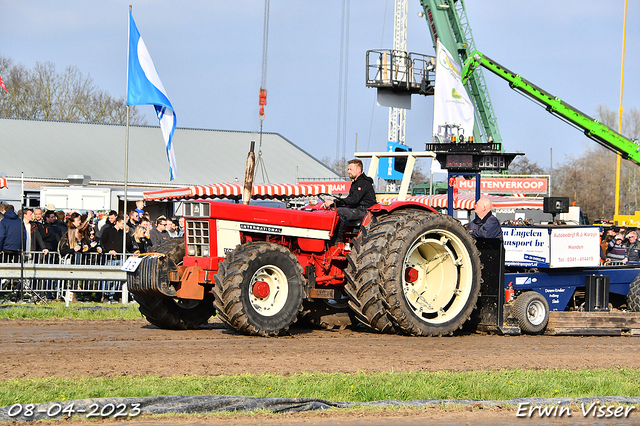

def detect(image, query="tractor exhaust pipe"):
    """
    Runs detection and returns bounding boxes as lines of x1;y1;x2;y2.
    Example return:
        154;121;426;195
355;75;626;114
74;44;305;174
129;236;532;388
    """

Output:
243;141;256;205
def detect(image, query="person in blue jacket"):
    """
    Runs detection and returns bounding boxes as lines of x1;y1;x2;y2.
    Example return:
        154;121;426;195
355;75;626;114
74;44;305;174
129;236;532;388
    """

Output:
0;205;27;262
468;197;503;240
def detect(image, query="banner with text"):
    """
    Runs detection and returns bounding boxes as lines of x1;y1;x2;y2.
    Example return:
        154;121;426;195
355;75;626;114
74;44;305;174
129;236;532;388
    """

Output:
503;226;601;268
300;181;351;194
456;177;548;194
503;227;551;267
549;228;600;268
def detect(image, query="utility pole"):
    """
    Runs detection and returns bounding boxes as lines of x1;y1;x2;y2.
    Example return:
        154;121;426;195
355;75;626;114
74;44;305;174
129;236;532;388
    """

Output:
388;0;408;146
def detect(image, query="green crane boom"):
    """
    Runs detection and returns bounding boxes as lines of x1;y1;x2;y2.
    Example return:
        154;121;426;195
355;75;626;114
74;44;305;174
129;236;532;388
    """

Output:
462;51;640;165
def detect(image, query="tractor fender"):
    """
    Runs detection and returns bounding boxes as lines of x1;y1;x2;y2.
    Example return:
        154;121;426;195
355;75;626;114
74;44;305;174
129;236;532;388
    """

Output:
369;201;438;214
363;201;438;227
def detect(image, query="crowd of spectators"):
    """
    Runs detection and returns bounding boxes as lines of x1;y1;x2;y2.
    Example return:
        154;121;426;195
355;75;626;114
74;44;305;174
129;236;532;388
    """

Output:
601;227;640;264
0;201;185;302
0;201;184;262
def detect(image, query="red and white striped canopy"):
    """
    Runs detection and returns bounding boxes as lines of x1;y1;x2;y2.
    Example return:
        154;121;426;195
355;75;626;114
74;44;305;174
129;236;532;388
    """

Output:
380;194;544;210
0;177;6;189
144;182;333;201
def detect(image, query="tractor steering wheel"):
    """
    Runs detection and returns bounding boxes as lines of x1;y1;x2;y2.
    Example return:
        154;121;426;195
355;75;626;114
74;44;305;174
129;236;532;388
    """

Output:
317;193;343;210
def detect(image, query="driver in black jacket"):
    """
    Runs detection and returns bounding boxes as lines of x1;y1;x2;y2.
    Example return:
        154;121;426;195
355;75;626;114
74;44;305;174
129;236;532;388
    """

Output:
323;159;376;241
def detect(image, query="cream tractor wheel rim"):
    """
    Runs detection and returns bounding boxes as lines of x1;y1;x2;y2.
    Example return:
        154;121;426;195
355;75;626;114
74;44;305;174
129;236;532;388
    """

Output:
402;229;474;324
249;265;289;317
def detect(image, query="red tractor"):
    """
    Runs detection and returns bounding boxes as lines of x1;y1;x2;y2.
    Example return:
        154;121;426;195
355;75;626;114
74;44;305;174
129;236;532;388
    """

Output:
127;155;482;337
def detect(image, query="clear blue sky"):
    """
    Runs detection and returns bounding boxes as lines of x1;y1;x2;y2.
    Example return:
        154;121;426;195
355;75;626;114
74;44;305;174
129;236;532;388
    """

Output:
2;1;638;182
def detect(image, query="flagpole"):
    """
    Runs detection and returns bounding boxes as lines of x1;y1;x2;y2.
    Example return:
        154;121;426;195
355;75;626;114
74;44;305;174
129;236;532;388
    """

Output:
123;5;132;259
124;106;129;258
614;0;628;220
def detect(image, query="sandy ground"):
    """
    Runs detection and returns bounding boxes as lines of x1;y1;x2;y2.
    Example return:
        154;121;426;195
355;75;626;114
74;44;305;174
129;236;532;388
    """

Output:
2;317;639;425
3;318;640;379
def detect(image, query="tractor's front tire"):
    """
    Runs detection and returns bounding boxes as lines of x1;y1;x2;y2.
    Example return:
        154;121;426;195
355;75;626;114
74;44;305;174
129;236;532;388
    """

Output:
378;211;482;336
213;242;305;336
134;294;216;330
131;237;215;330
156;237;187;264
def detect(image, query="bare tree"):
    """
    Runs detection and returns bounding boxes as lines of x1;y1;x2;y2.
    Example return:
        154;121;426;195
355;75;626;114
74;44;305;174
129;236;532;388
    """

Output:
596;104;617;129
509;156;546;175
551;104;640;220
0;56;145;125
554;147;616;220
594;105;640;216
409;161;428;188
321;156;349;178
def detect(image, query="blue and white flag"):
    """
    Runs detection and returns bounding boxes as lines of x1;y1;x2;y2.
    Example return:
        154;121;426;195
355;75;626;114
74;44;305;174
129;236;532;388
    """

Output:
127;10;177;180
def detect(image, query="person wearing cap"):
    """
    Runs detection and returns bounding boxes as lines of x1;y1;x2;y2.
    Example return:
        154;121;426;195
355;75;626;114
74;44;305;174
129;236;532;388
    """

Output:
606;233;627;264
626;231;640;263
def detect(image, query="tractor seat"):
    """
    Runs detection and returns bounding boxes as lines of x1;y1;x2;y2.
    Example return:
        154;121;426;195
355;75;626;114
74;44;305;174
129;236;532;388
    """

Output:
344;219;363;228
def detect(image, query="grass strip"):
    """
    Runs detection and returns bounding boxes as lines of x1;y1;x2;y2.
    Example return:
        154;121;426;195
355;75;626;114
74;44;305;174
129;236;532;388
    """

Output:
0;303;141;320
1;369;639;407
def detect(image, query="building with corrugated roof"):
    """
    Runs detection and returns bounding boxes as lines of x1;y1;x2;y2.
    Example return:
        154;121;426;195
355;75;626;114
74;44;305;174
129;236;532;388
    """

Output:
0;117;339;216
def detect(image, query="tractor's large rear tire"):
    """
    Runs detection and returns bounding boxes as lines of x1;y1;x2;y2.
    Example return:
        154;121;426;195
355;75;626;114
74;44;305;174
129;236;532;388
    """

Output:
213;242;305;337
343;209;420;333
378;211;482;336
626;273;640;312
133;238;216;330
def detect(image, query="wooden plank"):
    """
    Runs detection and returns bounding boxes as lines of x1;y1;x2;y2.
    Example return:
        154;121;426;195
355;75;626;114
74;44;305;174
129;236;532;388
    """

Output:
545;311;640;335
548;311;640;330
546;327;622;336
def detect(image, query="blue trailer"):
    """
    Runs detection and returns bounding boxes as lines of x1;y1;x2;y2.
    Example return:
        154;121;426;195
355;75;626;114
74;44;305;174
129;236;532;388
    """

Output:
473;227;640;335
505;266;636;312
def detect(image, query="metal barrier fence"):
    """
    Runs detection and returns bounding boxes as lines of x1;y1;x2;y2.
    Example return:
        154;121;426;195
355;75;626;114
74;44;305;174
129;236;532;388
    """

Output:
0;251;129;303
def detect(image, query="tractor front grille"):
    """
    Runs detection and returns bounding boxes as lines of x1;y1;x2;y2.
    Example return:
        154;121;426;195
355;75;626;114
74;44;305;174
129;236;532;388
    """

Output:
184;202;210;217
186;220;210;257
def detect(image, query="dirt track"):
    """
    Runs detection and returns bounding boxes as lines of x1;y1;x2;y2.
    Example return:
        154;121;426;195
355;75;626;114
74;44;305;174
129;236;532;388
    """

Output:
2;317;640;379
3;318;640;425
